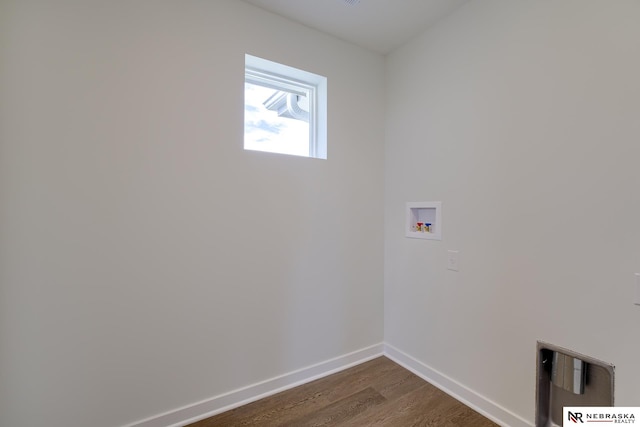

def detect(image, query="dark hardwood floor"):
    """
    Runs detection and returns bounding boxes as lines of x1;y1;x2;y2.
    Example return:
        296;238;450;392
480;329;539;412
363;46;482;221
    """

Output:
188;356;498;426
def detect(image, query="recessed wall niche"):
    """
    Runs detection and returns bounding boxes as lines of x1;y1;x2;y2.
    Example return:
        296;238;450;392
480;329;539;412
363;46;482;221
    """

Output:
406;201;442;240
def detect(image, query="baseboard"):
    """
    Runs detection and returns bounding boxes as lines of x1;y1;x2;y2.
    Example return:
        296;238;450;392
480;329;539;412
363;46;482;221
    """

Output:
125;342;532;427
125;343;385;427
384;343;533;427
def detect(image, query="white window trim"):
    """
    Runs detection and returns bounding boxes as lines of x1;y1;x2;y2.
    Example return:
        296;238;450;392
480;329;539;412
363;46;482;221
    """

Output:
245;54;327;159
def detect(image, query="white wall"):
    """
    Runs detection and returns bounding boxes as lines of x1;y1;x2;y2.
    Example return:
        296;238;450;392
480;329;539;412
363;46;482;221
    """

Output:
0;1;385;426
385;0;640;423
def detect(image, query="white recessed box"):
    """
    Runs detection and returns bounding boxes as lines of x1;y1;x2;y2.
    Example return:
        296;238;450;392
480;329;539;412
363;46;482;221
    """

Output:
406;202;442;240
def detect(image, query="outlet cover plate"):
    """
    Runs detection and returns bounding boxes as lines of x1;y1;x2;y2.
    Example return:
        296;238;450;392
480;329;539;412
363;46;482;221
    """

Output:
447;250;459;272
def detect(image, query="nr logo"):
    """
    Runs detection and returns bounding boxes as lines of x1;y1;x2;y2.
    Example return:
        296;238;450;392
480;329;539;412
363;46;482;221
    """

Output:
568;411;584;423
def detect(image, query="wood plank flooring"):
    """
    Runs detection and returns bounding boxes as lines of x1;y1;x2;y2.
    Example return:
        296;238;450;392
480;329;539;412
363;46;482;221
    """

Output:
188;356;498;427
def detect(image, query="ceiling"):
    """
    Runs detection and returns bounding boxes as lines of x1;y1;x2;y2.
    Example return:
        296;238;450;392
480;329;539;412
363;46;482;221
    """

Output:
241;0;470;55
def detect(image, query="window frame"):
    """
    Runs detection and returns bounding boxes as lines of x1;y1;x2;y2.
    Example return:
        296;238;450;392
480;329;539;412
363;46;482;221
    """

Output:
244;54;327;159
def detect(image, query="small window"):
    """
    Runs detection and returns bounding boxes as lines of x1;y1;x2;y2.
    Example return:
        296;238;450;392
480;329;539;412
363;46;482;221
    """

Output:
244;54;327;159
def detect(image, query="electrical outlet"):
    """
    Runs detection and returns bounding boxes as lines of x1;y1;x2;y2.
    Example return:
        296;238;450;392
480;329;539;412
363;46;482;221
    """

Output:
447;250;459;272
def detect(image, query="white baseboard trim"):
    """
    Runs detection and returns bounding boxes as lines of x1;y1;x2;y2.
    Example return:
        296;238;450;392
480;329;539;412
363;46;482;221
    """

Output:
125;342;532;427
384;343;533;427
125;343;385;427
